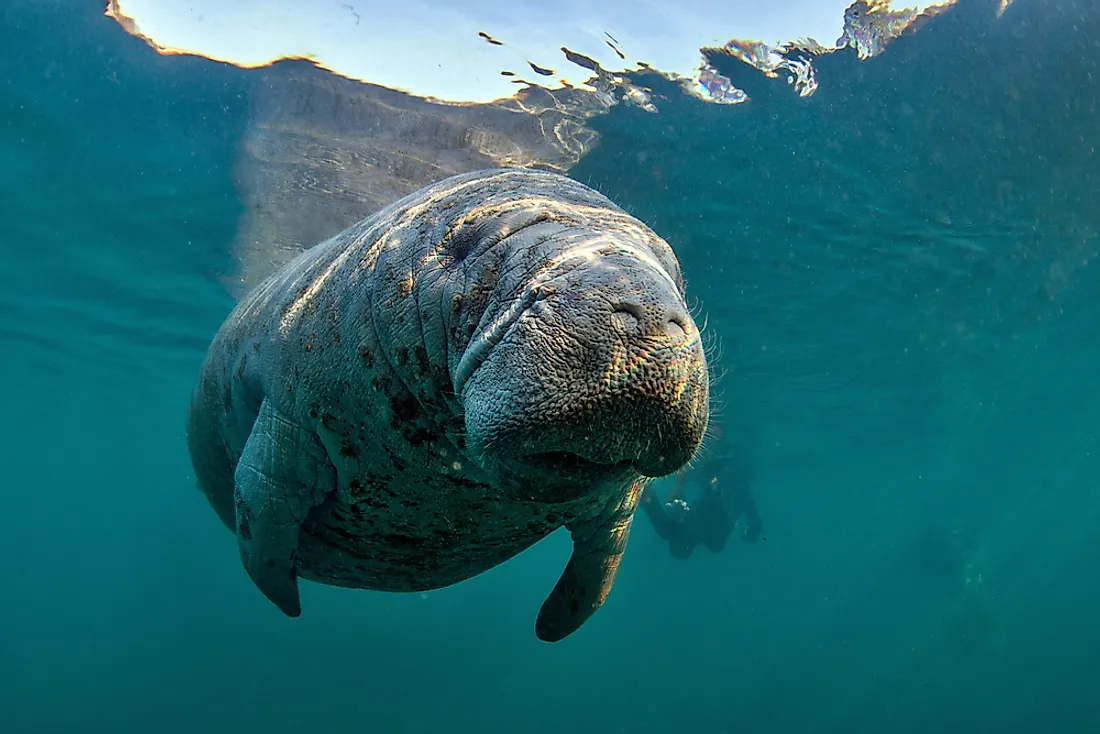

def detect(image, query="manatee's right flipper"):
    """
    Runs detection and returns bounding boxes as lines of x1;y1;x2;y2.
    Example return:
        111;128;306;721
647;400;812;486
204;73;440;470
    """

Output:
535;480;645;642
233;398;335;617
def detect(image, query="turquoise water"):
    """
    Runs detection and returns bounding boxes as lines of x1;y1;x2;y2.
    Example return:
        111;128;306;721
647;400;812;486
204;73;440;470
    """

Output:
3;0;1099;732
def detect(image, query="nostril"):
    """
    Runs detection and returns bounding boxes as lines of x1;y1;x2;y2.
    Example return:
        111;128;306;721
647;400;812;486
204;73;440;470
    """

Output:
613;303;692;340
666;315;688;340
611;303;643;331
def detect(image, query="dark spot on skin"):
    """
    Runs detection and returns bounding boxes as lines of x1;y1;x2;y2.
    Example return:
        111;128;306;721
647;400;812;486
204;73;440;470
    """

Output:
327;301;341;335
527;521;542;533
372;376;393;394
359;345;374;369
449;475;482;490
404;427;436;447
363;495;387;509
267;560;276;568
570;598;580;614
239;512;252;541
221;385;232;412
308;404;320;419
413;346;430;375
477;263;499;292
389;394;420;424
432;366;453;395
340;443;358;458
395;346;409;367
321;413;337;431
315;533;374;560
545;514;558;524
325;523;360;542
383;533;425;549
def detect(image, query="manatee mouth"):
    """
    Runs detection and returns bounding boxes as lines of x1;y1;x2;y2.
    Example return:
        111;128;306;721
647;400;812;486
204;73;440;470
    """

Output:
508;451;635;503
524;451;632;473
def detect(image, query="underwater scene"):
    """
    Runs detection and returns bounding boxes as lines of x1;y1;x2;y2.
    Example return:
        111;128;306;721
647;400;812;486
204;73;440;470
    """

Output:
2;0;1098;732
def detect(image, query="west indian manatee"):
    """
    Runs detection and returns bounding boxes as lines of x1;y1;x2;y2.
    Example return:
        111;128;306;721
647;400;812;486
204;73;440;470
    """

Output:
186;168;710;641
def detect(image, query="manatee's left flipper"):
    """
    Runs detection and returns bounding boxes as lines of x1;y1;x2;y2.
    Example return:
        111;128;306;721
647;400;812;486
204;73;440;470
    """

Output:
535;481;645;642
234;398;336;618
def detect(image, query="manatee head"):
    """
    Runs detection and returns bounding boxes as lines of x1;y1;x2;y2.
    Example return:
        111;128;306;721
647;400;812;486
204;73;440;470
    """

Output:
448;184;709;504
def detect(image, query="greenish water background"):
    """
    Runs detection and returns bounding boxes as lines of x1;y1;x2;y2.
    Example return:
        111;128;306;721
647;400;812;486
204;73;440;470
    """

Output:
2;1;1098;732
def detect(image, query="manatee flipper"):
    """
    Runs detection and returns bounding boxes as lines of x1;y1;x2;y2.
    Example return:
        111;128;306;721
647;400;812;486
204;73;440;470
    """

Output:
233;398;336;617
535;481;645;642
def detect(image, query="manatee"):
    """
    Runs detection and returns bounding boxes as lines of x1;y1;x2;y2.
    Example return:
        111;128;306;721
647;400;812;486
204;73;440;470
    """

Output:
186;168;709;641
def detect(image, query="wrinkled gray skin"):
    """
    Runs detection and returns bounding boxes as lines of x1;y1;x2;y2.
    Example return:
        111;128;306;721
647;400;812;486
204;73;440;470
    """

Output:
187;168;709;642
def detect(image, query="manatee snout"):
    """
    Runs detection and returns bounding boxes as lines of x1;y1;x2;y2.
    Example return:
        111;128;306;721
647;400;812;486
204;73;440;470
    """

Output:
462;244;709;502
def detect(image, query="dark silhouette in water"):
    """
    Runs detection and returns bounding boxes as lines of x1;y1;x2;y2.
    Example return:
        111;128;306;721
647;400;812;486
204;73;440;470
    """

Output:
639;423;764;559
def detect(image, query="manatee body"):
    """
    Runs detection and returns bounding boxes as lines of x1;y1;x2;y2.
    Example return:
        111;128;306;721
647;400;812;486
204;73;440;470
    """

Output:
186;168;709;641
